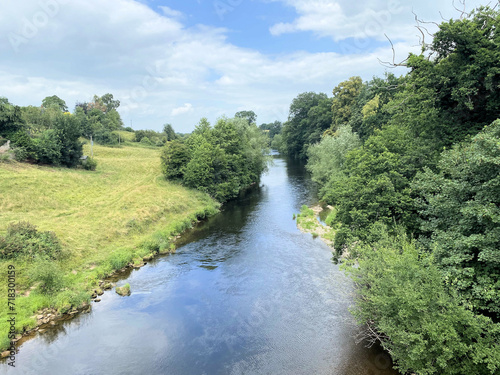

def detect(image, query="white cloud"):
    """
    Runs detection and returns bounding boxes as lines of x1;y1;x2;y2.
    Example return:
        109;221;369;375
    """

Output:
171;103;194;116
158;5;183;19
0;0;488;133
269;0;488;42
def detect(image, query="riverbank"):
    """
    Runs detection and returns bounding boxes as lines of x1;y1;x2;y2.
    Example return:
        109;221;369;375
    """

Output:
295;204;336;247
0;143;220;352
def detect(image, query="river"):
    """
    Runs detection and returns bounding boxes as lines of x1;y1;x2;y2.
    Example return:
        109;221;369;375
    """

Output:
3;153;398;375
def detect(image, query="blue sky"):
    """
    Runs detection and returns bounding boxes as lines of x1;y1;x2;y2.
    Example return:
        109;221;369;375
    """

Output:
0;0;490;133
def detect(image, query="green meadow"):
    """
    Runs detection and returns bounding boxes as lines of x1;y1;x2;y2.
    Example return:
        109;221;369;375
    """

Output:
0;142;219;350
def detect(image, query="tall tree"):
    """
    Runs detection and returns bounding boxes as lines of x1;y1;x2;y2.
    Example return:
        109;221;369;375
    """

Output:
41;95;68;112
281;92;330;159
235;110;257;125
413;120;500;319
331;76;363;129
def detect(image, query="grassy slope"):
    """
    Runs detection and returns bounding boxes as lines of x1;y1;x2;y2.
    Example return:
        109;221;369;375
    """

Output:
0;143;219;349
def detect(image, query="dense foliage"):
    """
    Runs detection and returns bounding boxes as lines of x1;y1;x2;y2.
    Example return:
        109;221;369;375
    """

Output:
285;6;500;375
161;116;269;202
413;120;500;320
346;230;499;375
0;221;62;260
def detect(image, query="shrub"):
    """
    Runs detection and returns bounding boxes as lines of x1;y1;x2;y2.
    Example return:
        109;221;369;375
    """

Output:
29;259;65;295
0;221;62;260
344;230;500;375
161;140;190;180
94;129;119;145
81;157;97;171
13;147;29;161
33;129;62;165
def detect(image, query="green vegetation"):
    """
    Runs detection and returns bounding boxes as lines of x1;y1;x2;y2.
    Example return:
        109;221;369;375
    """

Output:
295;205;335;245
0;143;219;350
345;229;499;375
161;116;269;202
283;6;500;374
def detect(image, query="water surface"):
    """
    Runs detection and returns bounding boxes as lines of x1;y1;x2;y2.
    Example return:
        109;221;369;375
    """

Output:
3;154;397;375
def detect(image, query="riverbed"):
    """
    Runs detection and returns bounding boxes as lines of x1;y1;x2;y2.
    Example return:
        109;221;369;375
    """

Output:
2;153;397;375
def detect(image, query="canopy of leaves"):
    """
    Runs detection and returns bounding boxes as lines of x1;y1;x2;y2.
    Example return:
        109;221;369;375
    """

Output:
346;230;500;375
41;95;68;112
161;117;269;202
414;120;500;319
306;125;361;187
281;92;331;159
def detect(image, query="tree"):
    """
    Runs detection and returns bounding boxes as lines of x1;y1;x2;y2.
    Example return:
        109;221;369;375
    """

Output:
322;124;435;248
346;230;500;375
161;140;190;180
259;121;282;140
0;98;25;137
163;116;269;202
163;123;177;141
306;125;361;187
413;120;500;319
386;6;500;149
331;76;363;129
235;110;257;125
99;93;120;113
41;95;68;112
281;92;330;159
52;113;82;167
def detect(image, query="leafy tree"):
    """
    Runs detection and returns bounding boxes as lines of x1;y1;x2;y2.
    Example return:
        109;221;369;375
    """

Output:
33;129;62;165
41;95;68;112
99;93;120;113
235;110;257;125
306;125;361;187
163;123;177;141
281;92;330;159
259;121;282;140
331;76;363;129
413;120;500;319
164;117;268;202
345;230;500;375
161;140;190;180
387;6;500;149
0;98;25;137
323;124;436;248
52;113;83;167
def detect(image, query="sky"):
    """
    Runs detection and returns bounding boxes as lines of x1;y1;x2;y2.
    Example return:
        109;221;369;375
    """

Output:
0;0;492;133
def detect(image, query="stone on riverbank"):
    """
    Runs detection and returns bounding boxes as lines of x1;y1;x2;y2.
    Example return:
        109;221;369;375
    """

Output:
115;283;131;296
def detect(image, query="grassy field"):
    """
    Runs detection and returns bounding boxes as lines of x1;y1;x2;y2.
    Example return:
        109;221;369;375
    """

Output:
0;142;219;350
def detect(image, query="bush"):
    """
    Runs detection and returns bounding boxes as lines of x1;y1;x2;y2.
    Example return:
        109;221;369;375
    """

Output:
140;136;152;145
81;157;97;171
345;230;500;375
33;129;62;165
0;221;62;260
161;140;190;180
94;129;119;145
13;147;29;161
29;259;65;295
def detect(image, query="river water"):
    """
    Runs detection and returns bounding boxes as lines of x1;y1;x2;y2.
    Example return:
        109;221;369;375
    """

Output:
3;154;398;375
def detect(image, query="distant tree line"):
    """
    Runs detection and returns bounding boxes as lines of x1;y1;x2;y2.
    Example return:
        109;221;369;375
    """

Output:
278;6;500;375
0;93;184;168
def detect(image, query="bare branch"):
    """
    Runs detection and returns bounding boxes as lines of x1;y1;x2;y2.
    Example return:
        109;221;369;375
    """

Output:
452;0;470;19
378;34;409;68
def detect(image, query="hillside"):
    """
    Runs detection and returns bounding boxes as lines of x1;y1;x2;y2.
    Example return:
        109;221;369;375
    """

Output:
0;143;219;350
